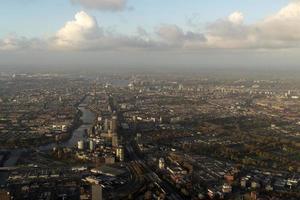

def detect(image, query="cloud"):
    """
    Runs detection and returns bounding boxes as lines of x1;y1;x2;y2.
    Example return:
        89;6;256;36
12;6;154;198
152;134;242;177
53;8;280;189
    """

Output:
156;24;206;49
3;1;300;52
54;11;103;49
204;12;253;49
228;11;244;25
257;1;300;42
53;11;158;51
70;0;127;11
56;1;300;50
204;1;300;49
0;35;45;51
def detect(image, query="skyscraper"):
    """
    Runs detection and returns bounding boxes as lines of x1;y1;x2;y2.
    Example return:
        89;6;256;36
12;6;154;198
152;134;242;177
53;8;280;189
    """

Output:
104;119;110;132
112;134;119;147
116;146;124;162
89;140;95;151
111;115;118;133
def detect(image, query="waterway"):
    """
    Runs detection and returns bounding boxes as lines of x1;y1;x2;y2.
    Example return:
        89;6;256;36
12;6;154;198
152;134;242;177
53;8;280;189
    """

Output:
39;104;95;150
0;99;96;185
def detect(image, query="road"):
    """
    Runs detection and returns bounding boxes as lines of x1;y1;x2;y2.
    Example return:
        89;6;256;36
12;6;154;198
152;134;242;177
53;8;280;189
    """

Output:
109;94;184;200
126;142;184;200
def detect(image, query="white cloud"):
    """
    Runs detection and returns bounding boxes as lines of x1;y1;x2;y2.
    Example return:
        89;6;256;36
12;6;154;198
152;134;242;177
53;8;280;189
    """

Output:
257;1;300;42
53;11;158;51
0;35;45;51
3;1;300;52
204;1;300;49
54;11;102;49
228;11;244;25
204;12;253;49
70;0;127;11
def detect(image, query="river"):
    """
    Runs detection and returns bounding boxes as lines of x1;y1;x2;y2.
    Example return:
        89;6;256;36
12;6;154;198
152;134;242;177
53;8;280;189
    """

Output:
0;101;96;185
39;104;96;150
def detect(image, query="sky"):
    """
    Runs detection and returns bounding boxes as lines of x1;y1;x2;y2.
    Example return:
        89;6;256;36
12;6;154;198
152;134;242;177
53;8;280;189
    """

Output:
0;0;300;71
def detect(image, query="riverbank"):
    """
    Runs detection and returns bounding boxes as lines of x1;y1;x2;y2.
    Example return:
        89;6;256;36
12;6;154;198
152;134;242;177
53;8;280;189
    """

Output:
39;105;96;151
0;103;96;185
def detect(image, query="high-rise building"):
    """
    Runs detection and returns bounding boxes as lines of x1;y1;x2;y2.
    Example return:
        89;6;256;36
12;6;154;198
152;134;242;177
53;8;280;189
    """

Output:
112;134;119;147
107;130;113;138
116;146;124;162
92;184;103;200
89;140;95;151
78;140;84;150
104;119;109;131
222;183;232;193
111;115;118;133
158;158;165;169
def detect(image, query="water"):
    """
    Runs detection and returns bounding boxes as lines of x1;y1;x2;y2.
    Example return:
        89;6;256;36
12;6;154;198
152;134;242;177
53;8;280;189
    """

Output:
0;150;22;185
0;102;96;185
39;105;96;150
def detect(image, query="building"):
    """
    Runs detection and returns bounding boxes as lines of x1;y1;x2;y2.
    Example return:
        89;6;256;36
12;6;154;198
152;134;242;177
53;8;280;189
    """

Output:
240;178;247;188
104;119;109;131
78;140;85;150
105;156;115;164
89;140;95;151
107;130;113;138
112;134;119;147
116;146;124;162
222;183;232;193
0;190;10;200
92;184;103;200
111;115;118;133
158;158;165;169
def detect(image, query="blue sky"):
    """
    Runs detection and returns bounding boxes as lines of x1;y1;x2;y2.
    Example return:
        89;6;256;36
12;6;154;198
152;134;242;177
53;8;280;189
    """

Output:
1;0;300;69
0;0;291;37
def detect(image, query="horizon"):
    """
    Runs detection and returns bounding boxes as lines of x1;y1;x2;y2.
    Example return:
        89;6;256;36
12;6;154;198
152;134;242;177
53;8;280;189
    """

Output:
1;0;300;69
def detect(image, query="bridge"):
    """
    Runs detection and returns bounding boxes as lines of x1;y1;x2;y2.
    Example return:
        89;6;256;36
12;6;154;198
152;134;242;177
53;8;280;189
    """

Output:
0;167;19;171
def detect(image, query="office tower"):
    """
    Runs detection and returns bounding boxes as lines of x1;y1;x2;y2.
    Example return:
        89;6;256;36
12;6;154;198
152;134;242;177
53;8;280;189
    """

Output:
112;134;119;147
111;115;118;133
89;140;95;151
108;129;113;138
116;146;124;162
158;158;165;169
104;119;109;131
78;140;84;150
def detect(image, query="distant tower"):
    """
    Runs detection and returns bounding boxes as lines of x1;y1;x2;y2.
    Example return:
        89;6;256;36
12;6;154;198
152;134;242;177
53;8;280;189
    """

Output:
89;140;95;151
116;146;124;162
107;130;113;138
104;119;110;131
178;84;184;91
159;158;165;169
92;184;103;200
78;140;84;150
111;115;118;133
112;134;119;147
